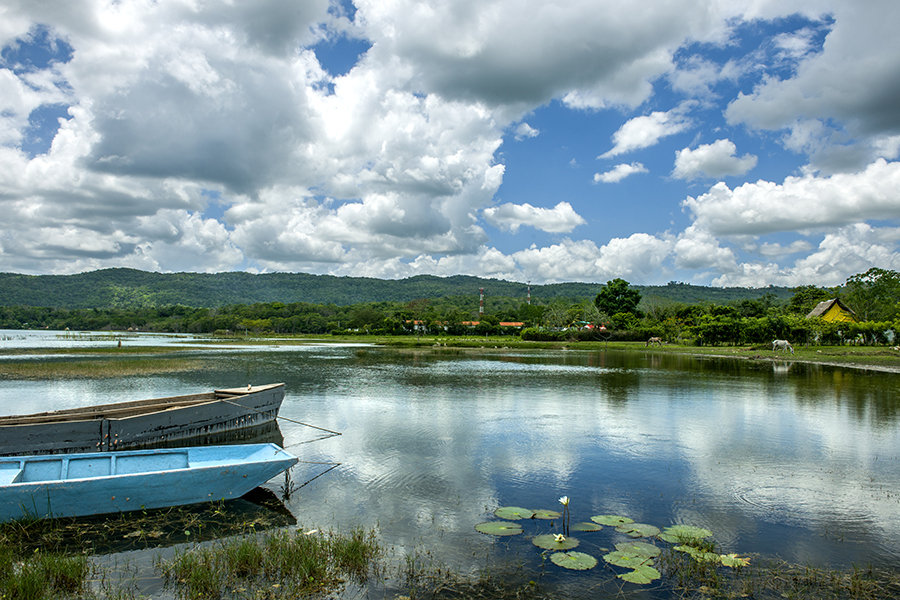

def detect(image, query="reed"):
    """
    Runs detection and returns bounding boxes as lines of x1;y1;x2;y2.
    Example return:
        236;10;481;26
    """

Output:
0;543;91;600
157;527;382;599
0;356;210;378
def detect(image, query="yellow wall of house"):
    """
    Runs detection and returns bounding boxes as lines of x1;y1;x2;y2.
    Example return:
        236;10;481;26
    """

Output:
822;304;855;323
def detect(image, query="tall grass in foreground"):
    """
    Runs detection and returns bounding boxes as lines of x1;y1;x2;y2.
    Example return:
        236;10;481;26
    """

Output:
157;527;381;599
0;542;91;600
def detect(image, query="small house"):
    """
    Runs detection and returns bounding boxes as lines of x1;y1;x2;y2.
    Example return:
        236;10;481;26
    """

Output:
806;298;857;323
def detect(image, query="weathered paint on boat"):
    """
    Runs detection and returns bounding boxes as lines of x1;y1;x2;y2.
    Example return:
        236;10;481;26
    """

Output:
0;383;285;455
0;442;298;522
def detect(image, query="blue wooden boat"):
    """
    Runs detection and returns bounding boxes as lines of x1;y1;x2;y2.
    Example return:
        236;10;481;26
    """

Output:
0;443;298;522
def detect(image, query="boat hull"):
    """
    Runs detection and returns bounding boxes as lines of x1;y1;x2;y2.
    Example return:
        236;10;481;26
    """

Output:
0;443;297;522
0;383;285;455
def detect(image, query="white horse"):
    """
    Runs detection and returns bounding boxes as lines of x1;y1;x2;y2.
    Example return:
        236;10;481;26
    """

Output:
772;339;793;354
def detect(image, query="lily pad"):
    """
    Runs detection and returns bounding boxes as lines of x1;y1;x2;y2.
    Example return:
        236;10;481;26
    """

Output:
533;534;580;550
550;551;598;570
475;521;523;536
533;509;562;520
494;506;535;520
658;525;713;544
618;565;661;584
570;521;602;532
602;550;653;569
591;514;634;526
674;545;720;563
720;553;751;568
615;541;661;558
616;523;660;538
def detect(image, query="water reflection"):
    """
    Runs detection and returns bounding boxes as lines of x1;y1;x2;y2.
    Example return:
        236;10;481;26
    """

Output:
1;341;899;594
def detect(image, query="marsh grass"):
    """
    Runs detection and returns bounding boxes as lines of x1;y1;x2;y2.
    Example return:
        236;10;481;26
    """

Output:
0;543;91;600
400;549;549;600
0;356;211;378
157;527;382;599
657;546;900;600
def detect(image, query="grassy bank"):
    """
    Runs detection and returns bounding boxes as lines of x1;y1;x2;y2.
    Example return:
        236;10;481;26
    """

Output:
2;333;899;377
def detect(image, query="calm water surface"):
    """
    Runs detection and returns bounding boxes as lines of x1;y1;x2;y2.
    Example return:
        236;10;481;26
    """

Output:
1;332;899;597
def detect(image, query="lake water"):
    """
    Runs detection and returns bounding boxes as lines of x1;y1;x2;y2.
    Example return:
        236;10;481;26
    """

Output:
1;332;899;597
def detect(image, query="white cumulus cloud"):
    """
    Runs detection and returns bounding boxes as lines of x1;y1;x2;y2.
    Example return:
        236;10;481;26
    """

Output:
483;201;586;233
600;107;692;158
594;162;648;183
672;139;757;180
682;159;900;236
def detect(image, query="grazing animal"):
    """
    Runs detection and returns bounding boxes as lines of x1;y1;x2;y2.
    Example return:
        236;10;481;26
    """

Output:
772;339;793;354
646;337;663;347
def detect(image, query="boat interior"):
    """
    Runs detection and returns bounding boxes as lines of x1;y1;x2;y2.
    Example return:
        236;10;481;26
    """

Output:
0;451;190;484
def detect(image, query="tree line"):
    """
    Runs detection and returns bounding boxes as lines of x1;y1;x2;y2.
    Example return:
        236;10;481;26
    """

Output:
0;268;896;346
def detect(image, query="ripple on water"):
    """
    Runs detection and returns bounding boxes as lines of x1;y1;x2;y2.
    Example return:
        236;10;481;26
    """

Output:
735;485;875;527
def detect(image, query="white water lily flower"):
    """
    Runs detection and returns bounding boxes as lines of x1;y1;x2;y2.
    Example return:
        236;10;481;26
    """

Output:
554;534;566;542
559;496;569;506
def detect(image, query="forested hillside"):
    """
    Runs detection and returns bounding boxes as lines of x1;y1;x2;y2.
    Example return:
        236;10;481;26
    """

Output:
0;268;792;309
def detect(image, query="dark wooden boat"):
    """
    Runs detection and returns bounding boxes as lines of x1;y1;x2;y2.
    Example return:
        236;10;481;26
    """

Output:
0;383;285;456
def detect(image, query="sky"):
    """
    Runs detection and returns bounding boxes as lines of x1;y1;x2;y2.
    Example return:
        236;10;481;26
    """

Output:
1;0;899;287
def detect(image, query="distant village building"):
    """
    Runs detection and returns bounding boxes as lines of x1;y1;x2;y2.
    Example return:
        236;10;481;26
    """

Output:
806;298;857;323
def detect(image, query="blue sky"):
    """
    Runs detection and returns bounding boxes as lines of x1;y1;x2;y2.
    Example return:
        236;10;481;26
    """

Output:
1;1;898;286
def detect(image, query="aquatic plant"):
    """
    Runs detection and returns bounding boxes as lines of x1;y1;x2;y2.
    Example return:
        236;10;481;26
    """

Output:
532;534;579;550
494;506;535;520
616;522;660;538
475;521;523;536
558;495;571;535
658;524;713;544
550;551;597;570
590;514;633;526
569;521;602;532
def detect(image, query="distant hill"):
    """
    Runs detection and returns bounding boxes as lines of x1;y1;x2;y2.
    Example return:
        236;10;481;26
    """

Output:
0;268;793;309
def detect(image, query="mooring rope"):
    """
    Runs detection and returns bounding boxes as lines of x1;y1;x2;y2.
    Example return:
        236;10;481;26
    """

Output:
293;461;341;490
217;394;343;494
217;396;342;436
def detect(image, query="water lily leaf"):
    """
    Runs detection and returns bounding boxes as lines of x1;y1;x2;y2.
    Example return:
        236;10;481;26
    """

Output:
591;514;634;526
494;506;535;520
674;545;720;563
618;565;661;584
602;550;653;569
570;521;602;532
616;523;660;538
720;553;751;568
475;521;523;536
533;534;579;550
550;551;598;570
658;525;713;544
615;541;661;558
533;509;562;520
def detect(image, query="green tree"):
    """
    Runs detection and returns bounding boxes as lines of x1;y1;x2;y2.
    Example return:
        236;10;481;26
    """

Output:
787;285;831;315
595;278;641;316
843;268;900;321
